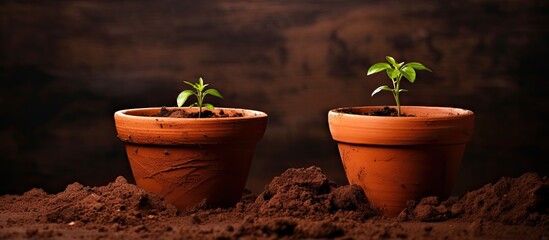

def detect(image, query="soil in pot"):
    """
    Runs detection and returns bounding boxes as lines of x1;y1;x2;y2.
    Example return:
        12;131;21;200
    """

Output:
336;106;414;116
1;166;547;239
153;107;245;118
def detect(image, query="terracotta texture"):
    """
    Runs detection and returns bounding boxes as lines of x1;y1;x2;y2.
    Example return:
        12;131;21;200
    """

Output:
114;107;267;211
328;106;474;216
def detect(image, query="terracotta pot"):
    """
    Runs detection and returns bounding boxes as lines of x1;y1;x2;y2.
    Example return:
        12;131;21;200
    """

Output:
114;107;267;211
328;106;474;216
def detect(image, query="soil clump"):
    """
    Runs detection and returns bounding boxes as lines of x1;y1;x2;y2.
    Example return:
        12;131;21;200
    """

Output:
246;166;377;220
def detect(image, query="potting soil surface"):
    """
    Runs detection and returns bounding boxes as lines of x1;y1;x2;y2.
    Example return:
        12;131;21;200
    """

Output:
1;166;547;239
154;107;244;118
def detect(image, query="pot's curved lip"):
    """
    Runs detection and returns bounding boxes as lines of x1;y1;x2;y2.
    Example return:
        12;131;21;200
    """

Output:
115;107;267;121
329;106;474;120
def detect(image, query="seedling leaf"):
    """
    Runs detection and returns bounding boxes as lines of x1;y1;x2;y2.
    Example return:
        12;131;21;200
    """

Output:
184;81;197;88
176;77;224;117
386;56;397;68
204;88;223;98
203;103;215;110
401;66;416;83
386;68;399;79
406;62;432;72
367;63;391;75
177;90;194;107
371;85;393;96
366;56;432;116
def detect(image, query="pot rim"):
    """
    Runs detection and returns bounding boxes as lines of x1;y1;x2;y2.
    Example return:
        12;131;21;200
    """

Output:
329;106;473;120
114;107;268;145
115;106;268;121
328;106;475;145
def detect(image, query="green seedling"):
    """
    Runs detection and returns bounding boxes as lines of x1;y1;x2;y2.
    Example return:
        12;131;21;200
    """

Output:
177;77;223;118
366;56;432;116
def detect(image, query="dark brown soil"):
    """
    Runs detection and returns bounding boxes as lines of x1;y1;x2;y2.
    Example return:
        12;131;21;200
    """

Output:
397;173;549;226
245;167;377;220
1;166;547;239
338;106;414;116
154;106;244;118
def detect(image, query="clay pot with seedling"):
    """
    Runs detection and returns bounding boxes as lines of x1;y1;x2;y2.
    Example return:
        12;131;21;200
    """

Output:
114;77;267;211
328;56;475;216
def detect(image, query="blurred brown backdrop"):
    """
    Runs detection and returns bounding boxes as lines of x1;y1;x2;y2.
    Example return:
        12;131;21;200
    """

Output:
1;0;548;195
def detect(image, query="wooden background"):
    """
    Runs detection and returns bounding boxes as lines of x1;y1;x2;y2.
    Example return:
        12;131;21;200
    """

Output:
1;0;548;194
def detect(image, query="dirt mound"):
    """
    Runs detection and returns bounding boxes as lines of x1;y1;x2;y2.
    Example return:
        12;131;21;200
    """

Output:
180;167;378;239
453;172;549;225
1;167;548;239
399;173;549;226
246;166;376;220
45;176;177;226
0;176;178;238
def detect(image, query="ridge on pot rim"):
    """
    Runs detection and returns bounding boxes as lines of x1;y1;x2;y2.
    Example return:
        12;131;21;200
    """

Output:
115;107;268;145
328;106;474;146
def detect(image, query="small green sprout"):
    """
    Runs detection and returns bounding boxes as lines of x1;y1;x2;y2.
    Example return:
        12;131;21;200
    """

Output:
367;56;432;116
177;77;223;118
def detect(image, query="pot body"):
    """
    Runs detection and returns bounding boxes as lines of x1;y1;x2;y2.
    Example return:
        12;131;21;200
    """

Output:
328;106;474;216
114;107;267;211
